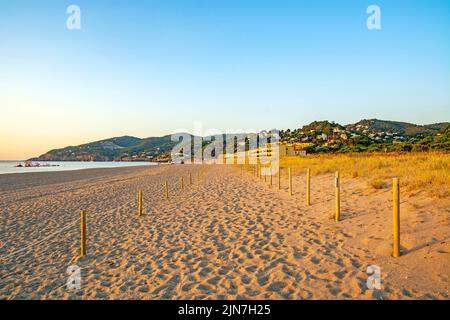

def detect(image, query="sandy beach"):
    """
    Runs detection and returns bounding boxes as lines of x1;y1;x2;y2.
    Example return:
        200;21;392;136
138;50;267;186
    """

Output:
0;164;448;300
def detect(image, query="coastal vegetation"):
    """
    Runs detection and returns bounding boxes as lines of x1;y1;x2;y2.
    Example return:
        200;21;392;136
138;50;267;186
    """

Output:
280;119;450;154
280;152;450;198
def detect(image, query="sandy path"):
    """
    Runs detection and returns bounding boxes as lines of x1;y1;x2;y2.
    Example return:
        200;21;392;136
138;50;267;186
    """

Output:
0;164;448;299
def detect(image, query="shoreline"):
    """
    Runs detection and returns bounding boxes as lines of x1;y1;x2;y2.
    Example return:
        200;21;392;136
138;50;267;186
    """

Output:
0;165;158;192
0;164;157;174
0;164;154;176
0;161;164;177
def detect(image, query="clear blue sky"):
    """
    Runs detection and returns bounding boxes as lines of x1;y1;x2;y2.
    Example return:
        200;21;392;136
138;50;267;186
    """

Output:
0;0;449;159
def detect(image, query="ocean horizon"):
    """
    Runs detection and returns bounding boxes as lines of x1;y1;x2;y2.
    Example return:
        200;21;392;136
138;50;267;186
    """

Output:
0;160;158;175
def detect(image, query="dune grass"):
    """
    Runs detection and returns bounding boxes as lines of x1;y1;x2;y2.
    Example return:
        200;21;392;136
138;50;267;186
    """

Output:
280;152;450;198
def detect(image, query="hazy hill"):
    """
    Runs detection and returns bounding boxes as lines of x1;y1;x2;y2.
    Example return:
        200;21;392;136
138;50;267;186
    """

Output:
30;134;185;161
31;131;267;162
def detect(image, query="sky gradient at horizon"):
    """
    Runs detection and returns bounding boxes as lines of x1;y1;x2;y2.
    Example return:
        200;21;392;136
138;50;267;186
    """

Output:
1;0;449;159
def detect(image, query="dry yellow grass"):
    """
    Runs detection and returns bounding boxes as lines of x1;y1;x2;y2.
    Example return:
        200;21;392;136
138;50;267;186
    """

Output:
280;152;450;198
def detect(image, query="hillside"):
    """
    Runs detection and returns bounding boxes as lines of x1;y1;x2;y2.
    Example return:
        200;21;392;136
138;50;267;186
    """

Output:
280;119;449;153
30;135;184;162
346;119;448;136
31;119;449;161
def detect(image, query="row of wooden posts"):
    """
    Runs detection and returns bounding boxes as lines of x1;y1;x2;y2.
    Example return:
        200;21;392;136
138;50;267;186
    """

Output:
137;171;197;218
80;171;200;257
246;164;401;258
80;166;401;259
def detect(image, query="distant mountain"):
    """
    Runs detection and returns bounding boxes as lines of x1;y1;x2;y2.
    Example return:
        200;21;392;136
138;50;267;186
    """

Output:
30;134;187;162
346;119;448;137
31;119;449;161
30;132;254;162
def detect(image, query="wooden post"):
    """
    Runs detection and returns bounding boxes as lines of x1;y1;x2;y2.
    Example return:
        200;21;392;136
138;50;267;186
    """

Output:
138;190;143;216
264;165;267;182
288;168;293;196
306;168;310;207
165;180;169;199
393;177;401;257
180;176;184;191
278;168;281;190
189;172;192;185
270;167;273;187
335;172;340;222
80;209;86;257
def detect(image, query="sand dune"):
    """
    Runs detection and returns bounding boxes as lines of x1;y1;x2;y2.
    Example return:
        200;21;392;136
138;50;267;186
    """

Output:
0;164;448;299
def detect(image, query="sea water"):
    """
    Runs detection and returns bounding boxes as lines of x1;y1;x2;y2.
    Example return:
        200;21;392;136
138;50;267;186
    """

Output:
0;161;158;175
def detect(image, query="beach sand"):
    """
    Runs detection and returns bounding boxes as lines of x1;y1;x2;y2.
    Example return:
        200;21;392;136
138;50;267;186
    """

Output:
0;164;448;299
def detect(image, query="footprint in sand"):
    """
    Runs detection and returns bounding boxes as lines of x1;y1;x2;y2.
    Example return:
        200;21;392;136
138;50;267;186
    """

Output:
310;256;321;265
267;281;287;293
256;272;270;286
